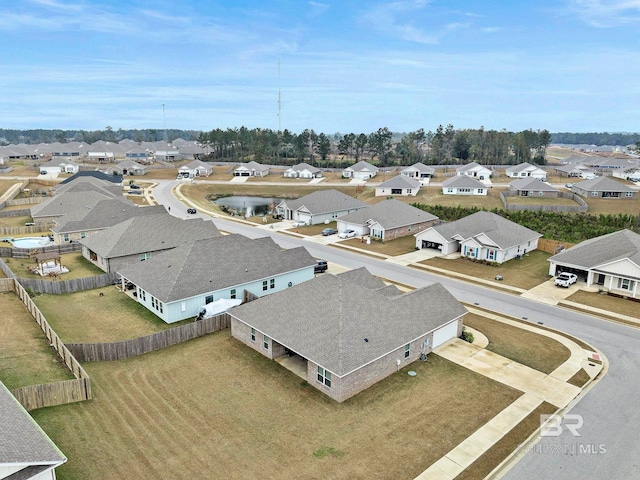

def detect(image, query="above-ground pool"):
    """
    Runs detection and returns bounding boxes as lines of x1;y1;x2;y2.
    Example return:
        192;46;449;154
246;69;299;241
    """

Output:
3;236;54;249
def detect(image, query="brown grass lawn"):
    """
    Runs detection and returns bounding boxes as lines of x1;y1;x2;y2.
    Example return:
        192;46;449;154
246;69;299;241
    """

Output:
32;330;523;480
464;313;571;374
3;253;105;281
0;179;21;196
422;250;551;290
581;196;640;215
506;196;579;207
32;285;191;342
411;187;506;210
0;215;34;229
0;292;74;389
565;290;640;320
341;235;417;256
0;163;39;177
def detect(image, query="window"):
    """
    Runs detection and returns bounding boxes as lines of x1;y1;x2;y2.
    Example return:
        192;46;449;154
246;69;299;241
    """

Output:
140;252;151;261
263;280;268;291
63;234;69;242
230;289;236;299
626;192;634;197
487;250;496;261
81;232;86;238
478;189;484;194
181;301;186;312
447;188;454;193
270;279;275;289
391;188;402;194
317;366;332;387
618;278;634;291
205;295;214;304
263;335;269;350
250;328;255;342
404;343;410;358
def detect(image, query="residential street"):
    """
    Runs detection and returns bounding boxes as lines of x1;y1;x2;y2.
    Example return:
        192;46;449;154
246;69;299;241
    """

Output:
153;179;640;479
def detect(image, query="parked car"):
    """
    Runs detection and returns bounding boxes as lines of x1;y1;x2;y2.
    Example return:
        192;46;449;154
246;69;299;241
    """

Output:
321;228;338;236
187;208;197;214
565;183;574;189
554;272;578;287
314;260;328;273
129;184;141;189
292;220;307;227
338;229;356;239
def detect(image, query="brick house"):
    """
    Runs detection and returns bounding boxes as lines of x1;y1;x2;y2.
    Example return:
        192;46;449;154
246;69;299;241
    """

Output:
229;268;466;403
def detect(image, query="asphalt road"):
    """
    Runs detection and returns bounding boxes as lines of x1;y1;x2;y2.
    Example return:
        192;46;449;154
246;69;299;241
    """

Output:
153;180;640;479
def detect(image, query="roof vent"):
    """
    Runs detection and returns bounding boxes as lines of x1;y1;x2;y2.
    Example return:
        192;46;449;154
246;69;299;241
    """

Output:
364;338;368;343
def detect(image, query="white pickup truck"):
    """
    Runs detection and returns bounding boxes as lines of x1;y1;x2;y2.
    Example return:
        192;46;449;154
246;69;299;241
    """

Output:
554;272;578;287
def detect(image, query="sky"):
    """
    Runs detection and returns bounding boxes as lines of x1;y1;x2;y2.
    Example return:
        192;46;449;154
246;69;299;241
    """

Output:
1;0;639;134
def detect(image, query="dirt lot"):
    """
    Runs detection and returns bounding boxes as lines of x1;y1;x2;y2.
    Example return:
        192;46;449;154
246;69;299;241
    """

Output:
32;330;522;480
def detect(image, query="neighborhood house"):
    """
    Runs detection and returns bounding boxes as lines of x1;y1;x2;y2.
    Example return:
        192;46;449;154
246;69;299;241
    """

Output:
275;189;367;225
116;234;316;323
229;268;467;402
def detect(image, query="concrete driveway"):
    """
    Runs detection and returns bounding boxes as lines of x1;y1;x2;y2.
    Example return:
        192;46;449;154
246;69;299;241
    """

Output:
520;279;589;305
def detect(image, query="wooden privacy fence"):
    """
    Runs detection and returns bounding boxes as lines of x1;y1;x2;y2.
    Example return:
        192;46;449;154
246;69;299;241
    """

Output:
0;222;56;236
0;242;82;258
9;278;92;411
67;313;231;362
537;238;575;254
18;272;118;295
499;191;588;213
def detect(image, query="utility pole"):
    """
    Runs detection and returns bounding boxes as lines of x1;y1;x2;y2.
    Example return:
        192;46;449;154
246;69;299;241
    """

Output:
162;104;167;142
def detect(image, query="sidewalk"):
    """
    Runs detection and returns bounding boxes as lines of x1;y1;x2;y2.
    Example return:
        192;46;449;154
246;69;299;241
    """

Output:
415;308;605;480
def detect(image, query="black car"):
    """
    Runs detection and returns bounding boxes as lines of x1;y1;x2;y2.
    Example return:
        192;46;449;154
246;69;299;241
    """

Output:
187;208;197;214
321;228;338;236
129;184;141;189
314;260;328;273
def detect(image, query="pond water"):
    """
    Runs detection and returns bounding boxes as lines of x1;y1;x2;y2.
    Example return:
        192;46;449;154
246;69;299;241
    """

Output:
3;236;54;249
213;196;280;218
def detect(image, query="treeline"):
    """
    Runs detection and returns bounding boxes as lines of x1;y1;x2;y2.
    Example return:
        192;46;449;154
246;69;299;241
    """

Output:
0;127;200;145
552;132;640;146
197;125;552;167
412;204;640;243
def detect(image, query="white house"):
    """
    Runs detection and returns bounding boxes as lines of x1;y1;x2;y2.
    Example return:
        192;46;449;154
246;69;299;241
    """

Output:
415;211;542;263
233;161;270;177
117;234;316;323
283;163;323;179
456;162;492;180
178;160;213;178
275;189;367;224
505;162;547;180
342;161;378;180
374;175;421;197
400;163;435;185
548;229;640;298
39;158;80;175
0;381;67;479
442;176;488;196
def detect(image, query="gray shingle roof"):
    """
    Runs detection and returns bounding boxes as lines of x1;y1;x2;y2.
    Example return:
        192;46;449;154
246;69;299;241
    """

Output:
345;161;378;172
339;199;438;230
431;211;541;249
402;163;435;173
289;162;321;173
79;213;221;258
549;229;640;269
0;381;66;466
117;235;316;302
509;178;557;192
377;175;421;189
31;190;125;219
279;189;367;215
442;176;486;188
52;202;166;234
574;176;635;192
230;268;466;376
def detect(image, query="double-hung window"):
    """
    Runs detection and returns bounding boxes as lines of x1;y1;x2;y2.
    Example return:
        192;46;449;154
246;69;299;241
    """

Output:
317;366;332;387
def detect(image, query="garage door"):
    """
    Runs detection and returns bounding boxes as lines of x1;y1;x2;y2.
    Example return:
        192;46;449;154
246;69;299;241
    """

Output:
432;320;459;348
422;240;442;250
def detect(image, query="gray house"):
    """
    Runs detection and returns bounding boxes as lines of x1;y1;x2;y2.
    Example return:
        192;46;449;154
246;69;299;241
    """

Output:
117;234;316;323
107;159;148;176
374;175;421;197
283;163;323;179
229;268;466;402
415;211;542;263
508;178;559;198
275;189;368;224
442;176;487;196
548;229;640;298
50;201;166;244
342;161;379;180
572;176;637;199
80;213;221;273
400;163;435;184
336;199;439;240
0;381;67;479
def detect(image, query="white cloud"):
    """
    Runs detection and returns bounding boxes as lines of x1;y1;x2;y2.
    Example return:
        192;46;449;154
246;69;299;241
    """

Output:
569;0;640;27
